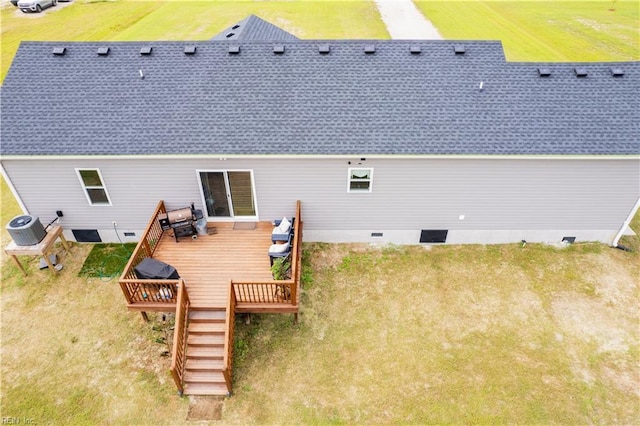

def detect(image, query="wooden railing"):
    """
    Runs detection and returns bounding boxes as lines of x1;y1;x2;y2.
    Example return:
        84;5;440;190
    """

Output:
232;200;302;310
170;280;190;396
119;201;169;308
222;280;236;394
120;280;180;304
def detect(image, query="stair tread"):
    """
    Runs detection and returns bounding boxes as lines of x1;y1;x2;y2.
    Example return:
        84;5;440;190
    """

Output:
187;334;224;346
185;358;223;370
187;346;224;359
188;322;225;333
184;370;226;382
189;309;226;322
183;382;228;396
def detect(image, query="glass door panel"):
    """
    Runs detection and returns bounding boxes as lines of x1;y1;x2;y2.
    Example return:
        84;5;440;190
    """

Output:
199;172;231;217
228;171;256;216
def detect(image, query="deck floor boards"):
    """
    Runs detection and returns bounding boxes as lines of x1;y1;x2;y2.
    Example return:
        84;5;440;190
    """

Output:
153;222;274;308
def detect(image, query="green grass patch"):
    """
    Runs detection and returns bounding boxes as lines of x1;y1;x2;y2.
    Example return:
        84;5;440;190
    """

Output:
416;1;639;61
78;243;136;278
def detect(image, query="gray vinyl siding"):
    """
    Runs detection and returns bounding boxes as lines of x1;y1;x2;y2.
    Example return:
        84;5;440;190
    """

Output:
2;158;638;240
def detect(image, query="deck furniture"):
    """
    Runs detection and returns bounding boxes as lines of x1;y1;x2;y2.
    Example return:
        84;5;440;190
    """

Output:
271;217;293;243
268;233;292;265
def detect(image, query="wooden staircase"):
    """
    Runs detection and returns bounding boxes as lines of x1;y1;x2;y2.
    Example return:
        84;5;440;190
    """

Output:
183;308;229;396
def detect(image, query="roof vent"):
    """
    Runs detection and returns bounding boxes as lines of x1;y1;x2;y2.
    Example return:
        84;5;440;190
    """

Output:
228;45;240;55
410;45;421;55
364;44;376;54
231;25;240;30
610;67;624;77
184;46;197;55
140;46;153;55
273;44;285;54
225;32;235;38
318;44;331;54
52;47;66;56
453;44;465;54
537;67;551;77
97;47;110;56
574;67;588;77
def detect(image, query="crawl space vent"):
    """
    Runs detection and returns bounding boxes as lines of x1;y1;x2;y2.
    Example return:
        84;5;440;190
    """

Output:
52;47;66;56
537;67;551;77
453;44;465;54
318;44;331;54
364;45;376;54
97;47;110;56
228;45;241;55
420;230;448;243
410;45;421;55
231;25;240;30
225;33;235;38
72;229;102;243
574;67;588;77
371;232;383;238
184;46;197;55
273;44;285;54
140;47;153;55
610;67;624;77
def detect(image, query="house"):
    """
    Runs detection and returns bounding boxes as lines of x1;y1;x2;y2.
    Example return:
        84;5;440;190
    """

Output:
2;14;639;396
1;16;639;247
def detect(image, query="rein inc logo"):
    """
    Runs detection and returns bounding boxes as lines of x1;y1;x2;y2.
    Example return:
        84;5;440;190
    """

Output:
2;418;35;425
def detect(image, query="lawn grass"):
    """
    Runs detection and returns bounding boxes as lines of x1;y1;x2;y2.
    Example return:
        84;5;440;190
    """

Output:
415;1;640;61
0;243;189;424
225;242;639;424
1;171;638;423
0;0;387;81
78;243;136;278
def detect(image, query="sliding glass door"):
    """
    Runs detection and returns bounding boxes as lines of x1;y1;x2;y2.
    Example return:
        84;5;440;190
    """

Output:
198;170;257;219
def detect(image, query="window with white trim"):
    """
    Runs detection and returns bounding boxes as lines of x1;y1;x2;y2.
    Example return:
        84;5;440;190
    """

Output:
76;169;112;205
348;168;373;192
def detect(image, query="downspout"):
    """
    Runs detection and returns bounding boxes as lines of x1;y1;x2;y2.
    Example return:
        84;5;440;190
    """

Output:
611;196;640;248
0;162;29;215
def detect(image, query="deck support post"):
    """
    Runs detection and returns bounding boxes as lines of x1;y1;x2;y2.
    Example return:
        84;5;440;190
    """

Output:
140;311;149;322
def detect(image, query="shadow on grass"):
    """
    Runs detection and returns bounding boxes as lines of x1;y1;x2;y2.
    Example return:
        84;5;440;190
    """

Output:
78;243;136;279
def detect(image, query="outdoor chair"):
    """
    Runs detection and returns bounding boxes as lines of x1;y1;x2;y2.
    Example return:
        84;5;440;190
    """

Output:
271;216;294;243
268;233;292;266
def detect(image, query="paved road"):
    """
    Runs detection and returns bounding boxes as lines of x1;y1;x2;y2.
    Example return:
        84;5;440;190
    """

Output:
375;0;443;40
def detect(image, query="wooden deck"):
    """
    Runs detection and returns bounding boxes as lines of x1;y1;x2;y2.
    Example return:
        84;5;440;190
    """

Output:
119;200;302;396
153;222;274;309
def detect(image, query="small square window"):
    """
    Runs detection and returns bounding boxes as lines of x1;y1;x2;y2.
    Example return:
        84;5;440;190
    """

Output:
348;168;373;192
76;169;112;206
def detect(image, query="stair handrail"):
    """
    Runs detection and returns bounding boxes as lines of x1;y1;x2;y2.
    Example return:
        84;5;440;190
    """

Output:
222;279;236;394
170;279;190;396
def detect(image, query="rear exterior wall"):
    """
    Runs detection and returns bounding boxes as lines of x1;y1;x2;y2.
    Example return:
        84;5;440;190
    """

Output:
2;157;638;245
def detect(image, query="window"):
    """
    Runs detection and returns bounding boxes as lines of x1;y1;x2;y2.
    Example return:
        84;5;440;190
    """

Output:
76;169;112;206
348;168;373;192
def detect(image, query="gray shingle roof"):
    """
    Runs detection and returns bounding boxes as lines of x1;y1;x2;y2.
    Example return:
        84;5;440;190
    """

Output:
1;36;639;156
211;15;299;41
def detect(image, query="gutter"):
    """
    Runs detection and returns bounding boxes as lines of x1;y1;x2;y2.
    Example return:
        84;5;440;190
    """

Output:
612;196;640;249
